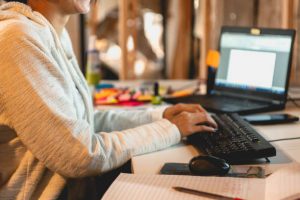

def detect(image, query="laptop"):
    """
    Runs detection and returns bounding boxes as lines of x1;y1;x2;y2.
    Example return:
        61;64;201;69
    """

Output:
165;26;296;115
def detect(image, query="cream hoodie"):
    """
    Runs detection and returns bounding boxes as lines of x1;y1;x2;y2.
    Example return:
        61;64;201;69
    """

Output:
0;2;180;199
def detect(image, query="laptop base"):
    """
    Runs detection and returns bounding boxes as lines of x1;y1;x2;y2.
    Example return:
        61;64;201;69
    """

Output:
164;94;285;115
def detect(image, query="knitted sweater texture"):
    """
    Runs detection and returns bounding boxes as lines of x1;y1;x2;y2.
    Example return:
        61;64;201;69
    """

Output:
0;2;180;199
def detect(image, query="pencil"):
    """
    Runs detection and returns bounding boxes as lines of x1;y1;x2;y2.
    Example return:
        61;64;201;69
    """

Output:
173;186;243;200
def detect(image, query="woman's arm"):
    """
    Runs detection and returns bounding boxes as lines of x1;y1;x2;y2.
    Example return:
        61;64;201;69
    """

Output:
0;25;181;178
93;106;168;132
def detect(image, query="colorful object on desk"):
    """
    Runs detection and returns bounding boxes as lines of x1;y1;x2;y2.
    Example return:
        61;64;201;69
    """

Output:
86;35;101;86
94;88;119;100
170;89;194;98
206;50;220;95
117;101;145;107
93;81;199;106
206;50;220;68
132;90;142;100
137;94;152;102
151;82;162;105
96;83;114;90
93;86;151;107
118;92;131;102
95;96;118;105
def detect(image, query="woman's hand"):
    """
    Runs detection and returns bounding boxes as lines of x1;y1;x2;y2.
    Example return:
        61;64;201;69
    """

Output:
163;104;217;138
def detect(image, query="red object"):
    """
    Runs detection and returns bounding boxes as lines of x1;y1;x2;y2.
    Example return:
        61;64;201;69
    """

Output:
117;101;145;107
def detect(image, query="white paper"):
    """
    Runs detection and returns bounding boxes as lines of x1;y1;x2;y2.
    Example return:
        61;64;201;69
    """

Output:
266;164;300;200
103;164;300;200
103;173;264;200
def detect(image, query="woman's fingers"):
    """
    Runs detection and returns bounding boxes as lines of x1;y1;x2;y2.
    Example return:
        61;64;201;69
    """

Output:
169;111;218;138
192;125;216;133
173;103;206;114
189;112;218;129
163;103;208;121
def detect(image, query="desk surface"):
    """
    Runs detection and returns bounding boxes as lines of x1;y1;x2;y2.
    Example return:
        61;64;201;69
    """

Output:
132;103;300;174
99;80;300;174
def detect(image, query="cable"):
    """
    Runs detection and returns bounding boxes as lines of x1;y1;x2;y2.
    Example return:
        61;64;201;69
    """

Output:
268;137;300;143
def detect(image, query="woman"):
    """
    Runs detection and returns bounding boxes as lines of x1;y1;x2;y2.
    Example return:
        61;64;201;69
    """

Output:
0;0;217;199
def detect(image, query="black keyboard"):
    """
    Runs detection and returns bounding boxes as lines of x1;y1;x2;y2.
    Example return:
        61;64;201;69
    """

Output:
187;113;276;163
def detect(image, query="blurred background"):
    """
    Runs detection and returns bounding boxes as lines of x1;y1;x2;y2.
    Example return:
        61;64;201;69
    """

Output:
2;0;300;85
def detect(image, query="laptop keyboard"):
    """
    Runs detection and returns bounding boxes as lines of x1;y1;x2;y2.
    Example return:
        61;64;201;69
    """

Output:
187;113;276;163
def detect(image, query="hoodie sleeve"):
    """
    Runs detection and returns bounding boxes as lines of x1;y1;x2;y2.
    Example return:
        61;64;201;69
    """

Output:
0;23;181;178
93;106;169;132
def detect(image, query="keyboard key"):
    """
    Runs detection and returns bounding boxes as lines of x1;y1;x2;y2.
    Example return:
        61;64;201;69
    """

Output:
187;113;276;163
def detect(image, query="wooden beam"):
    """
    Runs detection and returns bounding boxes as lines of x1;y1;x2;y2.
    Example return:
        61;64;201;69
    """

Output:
282;0;294;28
89;0;101;35
170;0;192;79
294;0;300;86
258;0;281;28
199;0;211;81
119;0;127;80
119;0;138;80
289;0;299;85
209;0;224;49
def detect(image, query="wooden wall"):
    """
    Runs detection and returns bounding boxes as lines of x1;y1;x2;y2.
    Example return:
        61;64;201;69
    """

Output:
168;0;192;79
258;0;283;28
89;0;300;83
119;0;138;80
199;0;299;85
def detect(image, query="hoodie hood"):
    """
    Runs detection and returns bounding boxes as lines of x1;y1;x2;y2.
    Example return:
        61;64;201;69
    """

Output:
0;2;75;60
0;2;45;26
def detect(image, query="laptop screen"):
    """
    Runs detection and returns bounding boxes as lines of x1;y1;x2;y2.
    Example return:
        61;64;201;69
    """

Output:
215;27;294;100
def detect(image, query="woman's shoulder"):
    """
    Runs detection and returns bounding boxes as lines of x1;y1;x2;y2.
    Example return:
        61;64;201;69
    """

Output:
0;15;52;49
0;3;52;42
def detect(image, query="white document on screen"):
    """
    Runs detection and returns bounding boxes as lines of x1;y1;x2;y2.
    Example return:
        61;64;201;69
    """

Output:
226;49;276;89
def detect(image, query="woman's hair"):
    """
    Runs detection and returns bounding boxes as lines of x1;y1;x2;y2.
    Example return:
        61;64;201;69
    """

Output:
5;0;27;4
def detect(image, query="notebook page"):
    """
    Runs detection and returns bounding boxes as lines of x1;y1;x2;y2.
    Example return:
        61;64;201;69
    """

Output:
103;174;265;200
266;164;300;200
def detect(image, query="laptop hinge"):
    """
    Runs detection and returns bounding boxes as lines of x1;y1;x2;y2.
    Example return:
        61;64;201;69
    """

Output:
213;91;283;105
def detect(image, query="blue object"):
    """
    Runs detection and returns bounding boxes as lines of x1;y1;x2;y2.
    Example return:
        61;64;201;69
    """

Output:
96;83;114;90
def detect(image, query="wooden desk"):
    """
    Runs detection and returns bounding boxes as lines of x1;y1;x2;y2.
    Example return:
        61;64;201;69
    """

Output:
132;103;300;174
97;81;300;174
